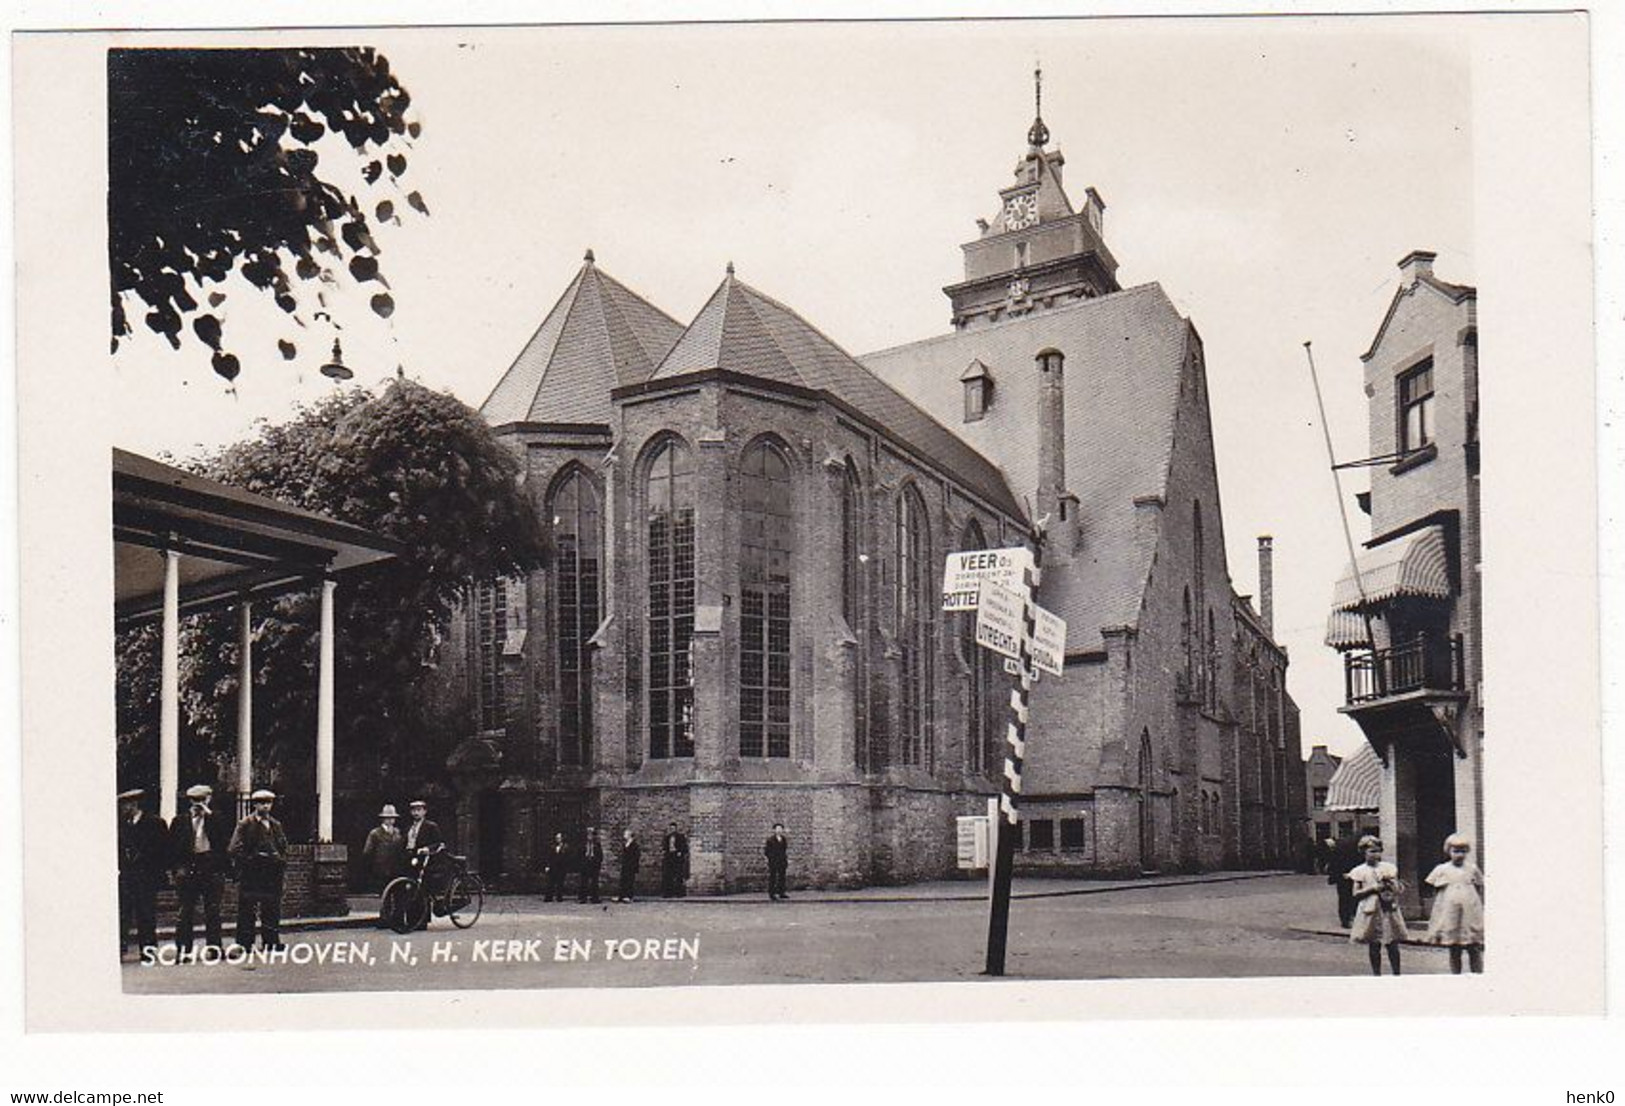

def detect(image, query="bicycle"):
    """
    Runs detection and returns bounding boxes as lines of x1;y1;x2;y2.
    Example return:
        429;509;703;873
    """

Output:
380;845;484;934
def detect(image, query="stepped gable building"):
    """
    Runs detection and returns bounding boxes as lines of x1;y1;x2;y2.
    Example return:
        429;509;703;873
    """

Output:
1324;250;1481;913
423;100;1302;892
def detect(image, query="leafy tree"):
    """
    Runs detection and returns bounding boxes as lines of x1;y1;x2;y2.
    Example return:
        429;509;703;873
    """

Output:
108;47;427;380
115;381;550;815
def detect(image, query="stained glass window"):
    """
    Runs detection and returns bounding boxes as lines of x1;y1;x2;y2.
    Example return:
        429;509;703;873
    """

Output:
646;440;695;759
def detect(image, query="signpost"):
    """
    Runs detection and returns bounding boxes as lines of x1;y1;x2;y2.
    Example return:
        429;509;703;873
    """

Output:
943;533;1066;977
942;547;1034;612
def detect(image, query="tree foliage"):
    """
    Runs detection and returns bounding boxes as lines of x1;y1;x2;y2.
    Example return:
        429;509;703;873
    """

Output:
115;381;549;807
108;47;428;380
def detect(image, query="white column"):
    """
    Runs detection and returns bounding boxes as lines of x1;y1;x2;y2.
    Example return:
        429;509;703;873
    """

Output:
237;601;253;806
159;548;180;823
316;577;336;843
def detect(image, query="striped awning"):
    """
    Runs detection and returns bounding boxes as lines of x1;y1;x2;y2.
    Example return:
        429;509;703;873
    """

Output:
1325;742;1382;811
1324;608;1373;652
1331;525;1451;611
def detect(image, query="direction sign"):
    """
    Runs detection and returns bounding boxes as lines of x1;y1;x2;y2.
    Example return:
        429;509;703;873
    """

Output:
942;547;1033;612
1031;605;1067;676
974;579;1025;660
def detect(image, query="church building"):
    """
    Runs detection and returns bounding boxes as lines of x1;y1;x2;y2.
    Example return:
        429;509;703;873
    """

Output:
422;95;1304;892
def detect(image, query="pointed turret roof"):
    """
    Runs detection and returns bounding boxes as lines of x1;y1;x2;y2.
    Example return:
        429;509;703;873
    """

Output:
481;252;684;425
649;269;1022;518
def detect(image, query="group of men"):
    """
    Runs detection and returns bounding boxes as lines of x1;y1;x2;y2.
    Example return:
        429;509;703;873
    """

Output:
116;783;290;961
541;822;696;904
419;819;791;904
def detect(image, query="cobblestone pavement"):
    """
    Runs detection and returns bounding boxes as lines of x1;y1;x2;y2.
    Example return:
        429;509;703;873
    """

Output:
121;874;1453;994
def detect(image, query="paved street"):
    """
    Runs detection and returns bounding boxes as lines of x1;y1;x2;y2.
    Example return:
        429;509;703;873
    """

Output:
121;874;1456;994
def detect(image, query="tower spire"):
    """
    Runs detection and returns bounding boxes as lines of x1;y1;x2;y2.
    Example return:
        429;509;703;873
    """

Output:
1027;63;1049;150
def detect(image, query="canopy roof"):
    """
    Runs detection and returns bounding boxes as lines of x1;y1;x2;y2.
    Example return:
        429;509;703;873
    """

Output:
1325;741;1382;812
114;448;401;624
1331;525;1451;611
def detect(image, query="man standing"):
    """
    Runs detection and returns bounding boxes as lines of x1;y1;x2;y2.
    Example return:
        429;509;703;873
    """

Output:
229;789;289;950
661;823;689;898
117;788;167;959
616;829;641;903
764;823;790;901
404;799;444;855
167;783;229;953
577;827;604;904
360;804;406;892
1331;832;1362;928
543;831;571;903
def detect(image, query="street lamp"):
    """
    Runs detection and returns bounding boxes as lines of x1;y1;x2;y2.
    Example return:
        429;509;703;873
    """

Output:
320;337;354;382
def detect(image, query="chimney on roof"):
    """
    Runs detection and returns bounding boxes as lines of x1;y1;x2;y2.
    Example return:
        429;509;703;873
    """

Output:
1257;535;1274;635
1398;250;1437;288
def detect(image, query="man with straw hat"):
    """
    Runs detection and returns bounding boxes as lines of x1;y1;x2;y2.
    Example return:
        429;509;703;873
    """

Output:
361;803;406;892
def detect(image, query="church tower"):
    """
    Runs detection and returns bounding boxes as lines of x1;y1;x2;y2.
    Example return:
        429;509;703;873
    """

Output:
944;70;1120;330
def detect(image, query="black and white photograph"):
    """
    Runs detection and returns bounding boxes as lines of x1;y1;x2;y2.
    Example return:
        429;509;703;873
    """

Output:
5;2;1613;1078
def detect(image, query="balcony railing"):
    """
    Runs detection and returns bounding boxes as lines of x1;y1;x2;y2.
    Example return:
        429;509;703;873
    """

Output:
1344;633;1464;706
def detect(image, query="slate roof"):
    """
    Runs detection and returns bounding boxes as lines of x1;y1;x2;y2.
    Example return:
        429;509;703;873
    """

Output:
481;256;684;425
861;283;1193;651
649;271;1024;518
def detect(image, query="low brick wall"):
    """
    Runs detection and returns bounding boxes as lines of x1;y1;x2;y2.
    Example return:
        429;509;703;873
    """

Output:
154;844;350;927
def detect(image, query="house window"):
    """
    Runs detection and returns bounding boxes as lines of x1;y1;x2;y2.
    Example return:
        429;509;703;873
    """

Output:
475;578;507;731
1313;785;1329;809
896;486;935;770
552;471;600;767
739;440;793;759
1399;359;1435;452
1029;819;1055;851
646;439;696;759
1060;818;1087;850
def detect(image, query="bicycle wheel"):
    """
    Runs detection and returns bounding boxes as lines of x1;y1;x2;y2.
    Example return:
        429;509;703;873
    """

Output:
447;873;484;929
382;877;428;934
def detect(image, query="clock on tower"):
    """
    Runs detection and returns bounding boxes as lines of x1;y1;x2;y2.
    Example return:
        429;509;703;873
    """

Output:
1003;192;1038;230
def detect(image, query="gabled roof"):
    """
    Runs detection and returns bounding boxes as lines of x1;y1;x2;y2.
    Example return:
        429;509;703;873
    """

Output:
1360;273;1477;362
481;254;684;425
648;270;1023;518
862;283;1192;651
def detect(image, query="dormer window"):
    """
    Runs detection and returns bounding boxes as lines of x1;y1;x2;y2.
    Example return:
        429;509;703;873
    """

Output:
961;359;994;422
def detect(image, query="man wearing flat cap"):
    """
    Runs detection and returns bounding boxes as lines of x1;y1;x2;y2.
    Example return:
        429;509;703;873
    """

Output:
361;804;406;893
167;783;230;952
117;788;167;959
229;789;290;950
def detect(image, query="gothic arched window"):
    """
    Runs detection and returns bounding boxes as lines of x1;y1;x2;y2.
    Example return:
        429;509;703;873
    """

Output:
1181;587;1193;693
475;577;507;731
841;462;861;631
1193;502;1207;699
1206;608;1219;711
645;439;695;759
896;486;935;770
740;440;793;759
552;470;600;766
958;519;995;776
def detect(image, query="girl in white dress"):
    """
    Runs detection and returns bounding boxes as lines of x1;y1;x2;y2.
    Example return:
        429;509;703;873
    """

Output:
1347;834;1409;975
1425;832;1485;974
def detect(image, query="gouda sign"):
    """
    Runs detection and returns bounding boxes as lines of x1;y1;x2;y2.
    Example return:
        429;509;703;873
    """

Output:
941;547;1033;612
